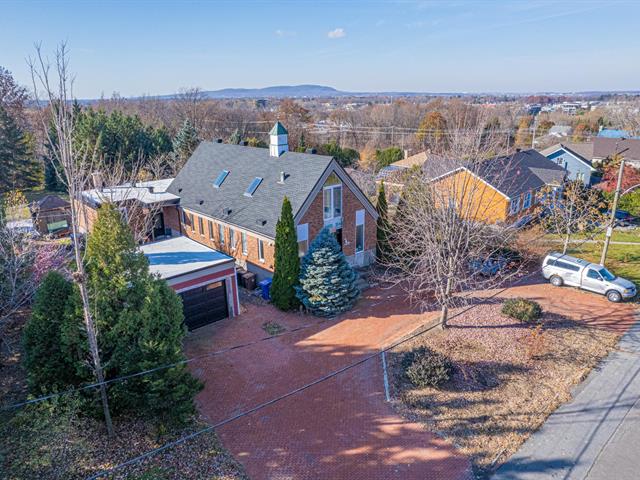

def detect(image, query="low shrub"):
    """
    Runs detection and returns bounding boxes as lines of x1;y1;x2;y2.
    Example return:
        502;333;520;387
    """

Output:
502;298;542;323
402;347;452;388
262;321;285;336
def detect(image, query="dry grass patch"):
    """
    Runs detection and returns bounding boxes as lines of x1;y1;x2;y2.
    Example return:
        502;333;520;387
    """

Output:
388;302;620;478
1;406;247;480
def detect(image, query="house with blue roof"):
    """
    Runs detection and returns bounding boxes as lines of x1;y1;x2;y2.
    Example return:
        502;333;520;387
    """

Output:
597;128;640;139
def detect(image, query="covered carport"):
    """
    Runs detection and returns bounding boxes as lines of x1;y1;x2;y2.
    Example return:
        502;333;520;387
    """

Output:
141;236;240;330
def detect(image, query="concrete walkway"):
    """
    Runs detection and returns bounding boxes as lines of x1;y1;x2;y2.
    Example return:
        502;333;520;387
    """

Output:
494;315;640;480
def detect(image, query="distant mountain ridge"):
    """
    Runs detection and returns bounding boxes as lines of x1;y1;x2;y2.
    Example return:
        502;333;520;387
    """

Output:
157;84;460;99
81;84;640;102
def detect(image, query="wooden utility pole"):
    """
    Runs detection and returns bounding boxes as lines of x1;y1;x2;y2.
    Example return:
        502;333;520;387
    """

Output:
600;159;625;266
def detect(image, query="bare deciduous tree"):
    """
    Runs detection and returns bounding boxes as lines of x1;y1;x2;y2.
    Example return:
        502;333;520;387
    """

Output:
84;158;169;244
380;119;527;328
29;42;114;436
538;180;606;255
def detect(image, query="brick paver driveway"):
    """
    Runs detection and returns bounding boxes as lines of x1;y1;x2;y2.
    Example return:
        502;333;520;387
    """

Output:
185;286;473;480
184;275;636;480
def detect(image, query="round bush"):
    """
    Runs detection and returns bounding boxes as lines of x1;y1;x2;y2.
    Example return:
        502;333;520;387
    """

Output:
501;297;542;323
402;347;452;388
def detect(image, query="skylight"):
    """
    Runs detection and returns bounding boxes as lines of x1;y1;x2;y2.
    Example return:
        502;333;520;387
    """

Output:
213;170;229;188
244;177;263;197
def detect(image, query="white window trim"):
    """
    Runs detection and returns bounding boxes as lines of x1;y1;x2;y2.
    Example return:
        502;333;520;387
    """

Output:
355;210;365;254
323;184;343;222
258;239;265;262
523;192;532;209
229;229;236;250
297;223;309;257
510;197;521;214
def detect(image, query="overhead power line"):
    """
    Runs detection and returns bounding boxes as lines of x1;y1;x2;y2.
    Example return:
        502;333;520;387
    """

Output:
85;220;614;479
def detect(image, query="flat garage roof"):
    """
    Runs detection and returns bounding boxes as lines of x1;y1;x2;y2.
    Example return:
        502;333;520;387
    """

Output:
140;236;234;280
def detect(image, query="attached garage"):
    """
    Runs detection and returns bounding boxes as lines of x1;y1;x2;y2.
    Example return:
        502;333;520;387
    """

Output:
141;236;239;330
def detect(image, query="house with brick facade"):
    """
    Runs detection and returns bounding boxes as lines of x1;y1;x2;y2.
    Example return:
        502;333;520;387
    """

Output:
164;122;378;281
76;122;377;328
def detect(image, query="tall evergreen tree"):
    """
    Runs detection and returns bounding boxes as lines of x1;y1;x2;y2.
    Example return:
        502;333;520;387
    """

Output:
295;227;360;317
270;197;300;311
376;181;390;261
23;272;81;393
172;118;200;163
81;204;201;421
0;105;40;191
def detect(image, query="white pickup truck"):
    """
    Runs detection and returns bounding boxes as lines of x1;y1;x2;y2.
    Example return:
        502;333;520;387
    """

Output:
542;252;636;302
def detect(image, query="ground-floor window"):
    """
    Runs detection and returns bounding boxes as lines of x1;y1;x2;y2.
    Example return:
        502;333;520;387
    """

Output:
296;223;309;257
241;232;248;255
509;197;520;215
355;210;365;253
218;223;225;245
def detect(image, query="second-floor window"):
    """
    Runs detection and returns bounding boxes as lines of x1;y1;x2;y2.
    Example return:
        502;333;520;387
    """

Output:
229;229;236;250
198;217;204;235
523;192;532;209
323;184;342;220
258;239;265;261
208;221;214;240
188;213;195;232
218;223;225;245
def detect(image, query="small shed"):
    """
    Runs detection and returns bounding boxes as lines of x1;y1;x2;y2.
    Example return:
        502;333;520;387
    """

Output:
30;195;71;236
141;236;240;330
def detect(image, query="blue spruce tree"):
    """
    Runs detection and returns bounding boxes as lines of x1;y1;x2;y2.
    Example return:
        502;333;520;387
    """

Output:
295;227;360;316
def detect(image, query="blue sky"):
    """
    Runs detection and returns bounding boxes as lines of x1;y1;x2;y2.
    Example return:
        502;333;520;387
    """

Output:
2;0;639;98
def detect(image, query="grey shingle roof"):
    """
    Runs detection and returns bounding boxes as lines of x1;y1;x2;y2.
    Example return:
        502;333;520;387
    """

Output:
424;149;566;199
593;137;640;162
167;142;333;237
479;150;566;198
540;142;594;166
34;194;69;211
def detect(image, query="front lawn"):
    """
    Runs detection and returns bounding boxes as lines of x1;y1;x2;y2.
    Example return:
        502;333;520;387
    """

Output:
388;301;620;478
567;242;640;288
546;230;640;244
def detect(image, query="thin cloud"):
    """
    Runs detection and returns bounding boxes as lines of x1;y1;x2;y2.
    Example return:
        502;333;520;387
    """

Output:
327;28;346;39
275;29;296;37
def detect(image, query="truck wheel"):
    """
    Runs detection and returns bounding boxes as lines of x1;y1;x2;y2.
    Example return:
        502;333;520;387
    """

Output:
606;290;622;303
550;275;563;287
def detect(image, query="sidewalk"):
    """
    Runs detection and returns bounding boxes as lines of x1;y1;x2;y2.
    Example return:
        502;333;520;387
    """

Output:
493;316;640;480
